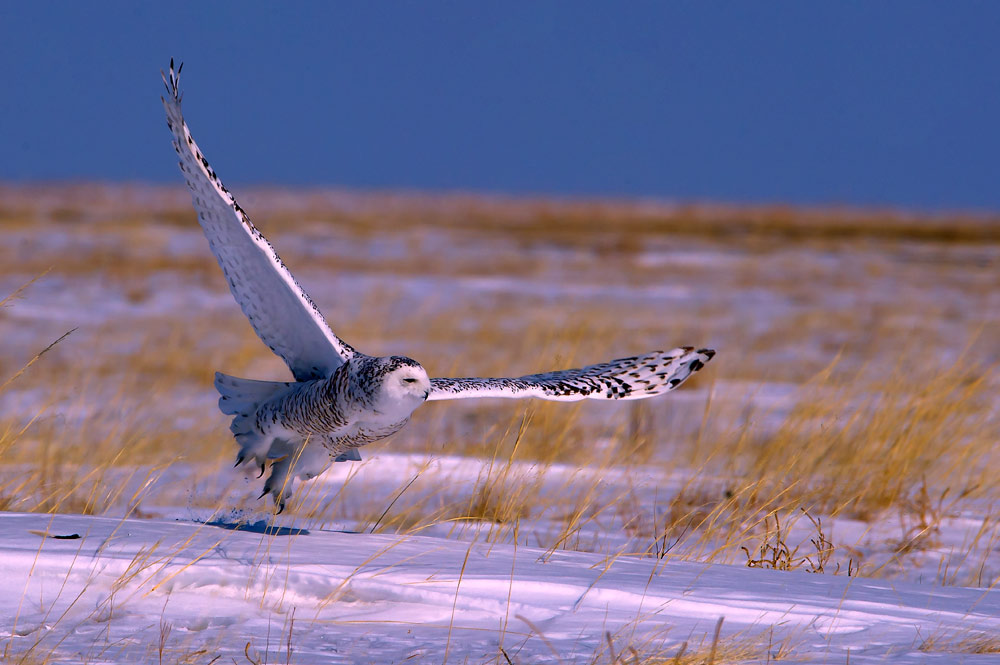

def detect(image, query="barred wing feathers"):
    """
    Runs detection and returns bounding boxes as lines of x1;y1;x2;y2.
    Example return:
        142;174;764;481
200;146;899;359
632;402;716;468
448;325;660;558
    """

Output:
427;348;714;402
161;61;354;381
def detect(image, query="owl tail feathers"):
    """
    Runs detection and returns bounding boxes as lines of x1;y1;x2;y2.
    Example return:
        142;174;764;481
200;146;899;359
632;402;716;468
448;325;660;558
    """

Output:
214;372;294;470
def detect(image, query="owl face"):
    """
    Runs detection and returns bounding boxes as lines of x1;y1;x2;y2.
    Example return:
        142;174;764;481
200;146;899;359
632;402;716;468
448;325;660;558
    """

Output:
374;356;431;415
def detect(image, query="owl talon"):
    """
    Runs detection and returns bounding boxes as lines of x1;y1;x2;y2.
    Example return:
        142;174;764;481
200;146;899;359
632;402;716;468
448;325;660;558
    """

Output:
257;463;266;478
234;455;245;468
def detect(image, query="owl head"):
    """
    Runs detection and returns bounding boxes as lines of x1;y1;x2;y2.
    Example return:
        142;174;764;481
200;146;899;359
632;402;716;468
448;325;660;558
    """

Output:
372;355;431;415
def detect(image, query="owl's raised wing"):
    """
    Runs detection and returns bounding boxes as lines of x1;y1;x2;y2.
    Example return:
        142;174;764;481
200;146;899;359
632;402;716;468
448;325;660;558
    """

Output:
427;348;714;402
161;61;354;381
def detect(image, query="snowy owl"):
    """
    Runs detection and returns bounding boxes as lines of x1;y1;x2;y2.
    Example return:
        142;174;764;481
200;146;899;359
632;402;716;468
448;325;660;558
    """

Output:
161;61;715;511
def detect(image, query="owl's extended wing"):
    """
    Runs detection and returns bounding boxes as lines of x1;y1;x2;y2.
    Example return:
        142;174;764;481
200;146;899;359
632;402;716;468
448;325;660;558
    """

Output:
161;60;354;381
427;347;714;402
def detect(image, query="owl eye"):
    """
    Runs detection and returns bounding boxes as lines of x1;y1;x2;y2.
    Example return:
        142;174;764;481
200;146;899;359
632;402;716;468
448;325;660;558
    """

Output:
403;377;417;383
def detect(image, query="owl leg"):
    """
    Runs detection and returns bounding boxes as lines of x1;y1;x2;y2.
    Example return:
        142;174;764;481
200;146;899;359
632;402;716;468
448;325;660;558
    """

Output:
233;431;272;477
260;455;294;513
295;438;335;481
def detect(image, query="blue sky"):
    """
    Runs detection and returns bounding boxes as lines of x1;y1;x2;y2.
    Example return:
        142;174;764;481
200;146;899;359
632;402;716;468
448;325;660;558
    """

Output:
2;2;999;211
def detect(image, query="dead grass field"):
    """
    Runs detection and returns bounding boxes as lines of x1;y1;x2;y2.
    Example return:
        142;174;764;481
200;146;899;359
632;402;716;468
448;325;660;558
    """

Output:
1;184;998;590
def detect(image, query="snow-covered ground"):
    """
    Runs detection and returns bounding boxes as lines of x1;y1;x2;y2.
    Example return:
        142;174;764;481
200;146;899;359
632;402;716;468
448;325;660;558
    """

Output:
2;186;999;663
6;508;1000;664
3;453;1000;663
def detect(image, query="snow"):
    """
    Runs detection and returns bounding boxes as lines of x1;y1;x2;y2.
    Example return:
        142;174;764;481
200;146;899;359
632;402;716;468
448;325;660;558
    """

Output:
4;510;1000;664
2;450;999;664
2;189;999;662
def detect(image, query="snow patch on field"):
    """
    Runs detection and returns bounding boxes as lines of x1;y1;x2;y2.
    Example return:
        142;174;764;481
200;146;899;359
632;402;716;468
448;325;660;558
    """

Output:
3;512;1000;664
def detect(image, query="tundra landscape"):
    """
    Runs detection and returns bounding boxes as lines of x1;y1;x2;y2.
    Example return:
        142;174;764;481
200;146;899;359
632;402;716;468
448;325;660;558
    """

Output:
0;184;998;663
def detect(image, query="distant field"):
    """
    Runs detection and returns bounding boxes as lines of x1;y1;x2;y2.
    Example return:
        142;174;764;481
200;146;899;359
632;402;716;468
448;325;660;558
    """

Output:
1;184;999;662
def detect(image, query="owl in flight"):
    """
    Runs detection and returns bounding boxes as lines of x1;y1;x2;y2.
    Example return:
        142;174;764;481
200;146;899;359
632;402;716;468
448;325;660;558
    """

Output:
161;61;715;512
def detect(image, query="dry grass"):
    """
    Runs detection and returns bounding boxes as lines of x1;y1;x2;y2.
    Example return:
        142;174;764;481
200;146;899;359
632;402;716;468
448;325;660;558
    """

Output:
3;182;999;242
709;354;997;525
1;183;998;582
1;183;999;664
919;630;1000;654
597;619;801;665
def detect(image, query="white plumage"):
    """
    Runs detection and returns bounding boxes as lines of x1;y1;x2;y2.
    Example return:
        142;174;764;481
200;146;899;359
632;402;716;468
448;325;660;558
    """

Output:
161;61;715;511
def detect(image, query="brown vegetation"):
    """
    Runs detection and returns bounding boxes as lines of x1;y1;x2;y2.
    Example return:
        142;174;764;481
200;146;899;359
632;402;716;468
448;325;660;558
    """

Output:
0;184;997;584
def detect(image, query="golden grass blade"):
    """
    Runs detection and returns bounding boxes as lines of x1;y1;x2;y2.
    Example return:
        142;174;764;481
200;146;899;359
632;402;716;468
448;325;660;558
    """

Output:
0;327;76;393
